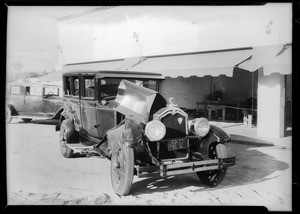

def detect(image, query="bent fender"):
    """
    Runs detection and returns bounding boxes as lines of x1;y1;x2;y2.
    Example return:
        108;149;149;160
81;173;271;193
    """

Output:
215;143;228;159
209;124;231;142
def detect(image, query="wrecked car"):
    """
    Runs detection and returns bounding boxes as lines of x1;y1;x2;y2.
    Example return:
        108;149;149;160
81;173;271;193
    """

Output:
6;82;63;123
57;70;235;196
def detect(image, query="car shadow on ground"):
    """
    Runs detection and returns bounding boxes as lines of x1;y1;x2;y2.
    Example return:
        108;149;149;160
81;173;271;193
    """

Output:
130;144;290;195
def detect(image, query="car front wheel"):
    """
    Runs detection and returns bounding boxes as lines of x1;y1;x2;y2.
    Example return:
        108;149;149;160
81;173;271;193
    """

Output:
110;141;134;196
59;119;75;158
196;142;227;186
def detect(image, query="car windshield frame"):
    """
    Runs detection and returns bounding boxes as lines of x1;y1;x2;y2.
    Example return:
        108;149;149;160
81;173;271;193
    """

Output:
43;86;60;97
98;77;160;100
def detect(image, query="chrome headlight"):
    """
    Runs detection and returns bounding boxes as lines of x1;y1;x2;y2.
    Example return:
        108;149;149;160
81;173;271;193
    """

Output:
192;117;210;137
145;120;166;141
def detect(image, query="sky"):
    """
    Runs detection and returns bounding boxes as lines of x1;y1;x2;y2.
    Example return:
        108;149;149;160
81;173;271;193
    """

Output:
6;6;99;74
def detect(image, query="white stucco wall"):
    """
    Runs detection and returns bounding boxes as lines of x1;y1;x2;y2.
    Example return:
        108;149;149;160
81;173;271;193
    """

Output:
257;68;285;138
56;4;292;68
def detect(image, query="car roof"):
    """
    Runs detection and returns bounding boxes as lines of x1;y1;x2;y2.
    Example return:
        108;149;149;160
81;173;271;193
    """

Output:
62;69;165;80
7;82;61;87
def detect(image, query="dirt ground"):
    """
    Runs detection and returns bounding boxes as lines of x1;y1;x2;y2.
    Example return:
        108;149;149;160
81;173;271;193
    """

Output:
5;118;292;210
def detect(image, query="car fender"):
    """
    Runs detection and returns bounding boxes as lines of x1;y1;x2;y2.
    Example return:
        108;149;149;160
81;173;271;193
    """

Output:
209;124;231;142
215;143;228;159
51;107;64;120
106;118;143;149
197;124;230;159
60;110;80;131
122;118;143;147
6;104;17;116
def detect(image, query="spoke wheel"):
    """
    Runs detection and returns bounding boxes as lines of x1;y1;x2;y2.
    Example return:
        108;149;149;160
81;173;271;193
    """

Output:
111;141;134;196
196;143;227;186
59;120;74;158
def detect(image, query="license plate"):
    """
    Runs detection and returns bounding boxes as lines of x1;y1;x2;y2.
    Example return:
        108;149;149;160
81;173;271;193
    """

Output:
167;138;189;151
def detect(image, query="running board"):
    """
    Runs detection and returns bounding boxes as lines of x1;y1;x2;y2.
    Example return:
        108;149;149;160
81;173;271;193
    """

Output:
66;143;94;152
66;143;108;157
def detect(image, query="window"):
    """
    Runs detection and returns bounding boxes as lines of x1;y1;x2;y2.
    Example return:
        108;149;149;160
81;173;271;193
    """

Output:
100;79;120;98
25;86;43;96
44;87;59;96
63;76;71;95
10;86;21;95
99;78;159;98
63;76;79;96
83;76;95;99
72;77;79;96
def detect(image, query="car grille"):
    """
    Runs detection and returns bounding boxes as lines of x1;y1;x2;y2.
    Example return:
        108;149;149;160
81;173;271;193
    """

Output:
161;112;187;139
150;106;189;160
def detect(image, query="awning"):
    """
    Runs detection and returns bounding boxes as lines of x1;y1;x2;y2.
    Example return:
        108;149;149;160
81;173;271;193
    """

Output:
127;48;253;78
39;43;291;83
38;59;124;82
238;44;292;75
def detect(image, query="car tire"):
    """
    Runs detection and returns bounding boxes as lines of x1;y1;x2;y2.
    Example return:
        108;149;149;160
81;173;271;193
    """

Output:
59;119;75;158
110;141;134;196
196;142;227;186
22;118;32;123
5;105;12;124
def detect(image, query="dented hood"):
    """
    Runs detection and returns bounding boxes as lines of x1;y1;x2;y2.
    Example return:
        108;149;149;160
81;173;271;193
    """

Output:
114;80;161;124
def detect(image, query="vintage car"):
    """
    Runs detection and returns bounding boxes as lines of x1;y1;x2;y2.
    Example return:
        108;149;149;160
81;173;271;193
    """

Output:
57;70;235;196
6;82;63;123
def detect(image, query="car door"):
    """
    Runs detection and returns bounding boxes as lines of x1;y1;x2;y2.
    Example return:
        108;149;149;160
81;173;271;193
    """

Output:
63;75;81;131
8;85;26;113
24;86;43;114
95;78;118;139
80;75;99;138
42;86;61;115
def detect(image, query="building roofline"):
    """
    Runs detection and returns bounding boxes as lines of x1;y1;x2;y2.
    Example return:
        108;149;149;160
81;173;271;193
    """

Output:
57;6;118;22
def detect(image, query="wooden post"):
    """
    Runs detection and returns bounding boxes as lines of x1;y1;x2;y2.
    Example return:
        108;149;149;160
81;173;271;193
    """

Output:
222;109;225;121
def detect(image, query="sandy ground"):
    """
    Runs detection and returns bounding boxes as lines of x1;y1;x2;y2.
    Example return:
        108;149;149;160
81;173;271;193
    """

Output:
5;118;292;210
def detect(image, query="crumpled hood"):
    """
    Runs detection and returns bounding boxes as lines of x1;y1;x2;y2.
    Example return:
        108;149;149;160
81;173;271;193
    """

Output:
114;79;165;124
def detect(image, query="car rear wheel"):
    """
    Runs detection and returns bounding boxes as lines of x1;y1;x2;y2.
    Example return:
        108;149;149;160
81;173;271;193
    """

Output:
110;141;134;196
22;118;32;123
5;105;12;124
196;142;227;186
59;119;74;158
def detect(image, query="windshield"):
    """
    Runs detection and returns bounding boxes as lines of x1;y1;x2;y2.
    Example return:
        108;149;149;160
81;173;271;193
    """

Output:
100;78;159;99
44;87;59;96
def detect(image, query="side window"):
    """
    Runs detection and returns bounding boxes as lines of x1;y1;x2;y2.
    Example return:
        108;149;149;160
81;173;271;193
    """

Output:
63;76;71;96
25;86;42;96
25;86;30;95
71;76;79;97
10;86;21;95
83;76;95;99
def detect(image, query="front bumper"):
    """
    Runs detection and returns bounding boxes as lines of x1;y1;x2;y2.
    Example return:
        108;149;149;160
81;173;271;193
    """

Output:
136;156;235;178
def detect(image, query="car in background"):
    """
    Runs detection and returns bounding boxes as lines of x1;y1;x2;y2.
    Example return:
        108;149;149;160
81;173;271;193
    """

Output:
5;82;63;123
57;70;235;196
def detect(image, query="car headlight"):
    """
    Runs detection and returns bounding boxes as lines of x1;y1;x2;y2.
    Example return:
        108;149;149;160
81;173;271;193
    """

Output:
145;120;166;141
193;117;210;137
